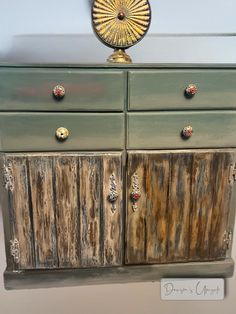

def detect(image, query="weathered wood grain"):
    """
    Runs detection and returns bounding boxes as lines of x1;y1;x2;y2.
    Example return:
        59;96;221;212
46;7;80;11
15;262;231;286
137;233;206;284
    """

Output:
2;150;234;271
189;152;233;261
28;156;58;268
168;153;192;262
209;152;233;259
126;150;235;265
79;156;102;267
1;152;123;270
54;156;80;268
145;154;170;263
189;153;214;260
3;156;34;269
126;154;147;264
78;154;123;267
102;155;123;266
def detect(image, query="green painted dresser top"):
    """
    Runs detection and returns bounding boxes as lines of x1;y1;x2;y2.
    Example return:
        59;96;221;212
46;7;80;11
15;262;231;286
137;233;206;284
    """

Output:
1;63;236;151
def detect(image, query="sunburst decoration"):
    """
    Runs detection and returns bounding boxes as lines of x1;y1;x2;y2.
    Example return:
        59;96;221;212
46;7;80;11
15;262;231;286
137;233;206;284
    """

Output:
92;0;151;50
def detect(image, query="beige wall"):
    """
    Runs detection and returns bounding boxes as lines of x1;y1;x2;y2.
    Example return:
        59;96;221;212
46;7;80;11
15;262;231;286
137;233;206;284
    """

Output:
0;207;235;314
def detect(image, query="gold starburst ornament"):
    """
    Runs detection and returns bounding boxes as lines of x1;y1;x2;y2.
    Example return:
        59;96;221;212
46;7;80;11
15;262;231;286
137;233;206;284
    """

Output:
92;0;151;63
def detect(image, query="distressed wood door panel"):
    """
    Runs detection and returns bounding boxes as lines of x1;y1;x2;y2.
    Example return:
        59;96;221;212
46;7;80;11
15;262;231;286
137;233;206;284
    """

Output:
126;150;235;265
78;155;123;267
1;156;35;270
28;156;58;268
54;156;79;268
1;153;123;270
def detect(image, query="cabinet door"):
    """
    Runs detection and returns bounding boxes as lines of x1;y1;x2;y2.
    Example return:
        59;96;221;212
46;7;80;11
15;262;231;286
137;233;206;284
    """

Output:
1;153;123;270
126;150;235;265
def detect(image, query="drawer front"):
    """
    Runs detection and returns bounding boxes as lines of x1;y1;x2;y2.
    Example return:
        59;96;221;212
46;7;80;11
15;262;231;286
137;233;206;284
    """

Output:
0;69;125;111
129;70;236;110
0;113;124;151
128;111;236;149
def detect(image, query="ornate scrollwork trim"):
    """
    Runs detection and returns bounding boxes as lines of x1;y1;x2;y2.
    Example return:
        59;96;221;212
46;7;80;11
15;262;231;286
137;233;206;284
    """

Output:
130;173;141;212
10;238;20;264
108;173;119;213
3;160;14;192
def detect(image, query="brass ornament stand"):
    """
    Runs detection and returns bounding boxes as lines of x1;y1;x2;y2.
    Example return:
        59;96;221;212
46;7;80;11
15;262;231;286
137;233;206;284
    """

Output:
92;0;151;63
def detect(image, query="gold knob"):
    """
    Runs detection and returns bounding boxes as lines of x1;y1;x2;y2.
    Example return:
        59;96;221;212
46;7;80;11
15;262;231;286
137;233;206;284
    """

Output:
182;126;193;139
53;85;65;100
185;84;198;97
56;127;69;141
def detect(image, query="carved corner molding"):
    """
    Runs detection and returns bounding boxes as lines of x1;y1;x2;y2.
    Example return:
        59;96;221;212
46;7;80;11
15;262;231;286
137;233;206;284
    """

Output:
10;239;20;264
3;160;14;192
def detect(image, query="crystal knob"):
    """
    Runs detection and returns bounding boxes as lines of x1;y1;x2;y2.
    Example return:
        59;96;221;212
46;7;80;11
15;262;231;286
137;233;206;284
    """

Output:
53;85;65;100
185;84;198;97
55;127;69;141
182;126;193;139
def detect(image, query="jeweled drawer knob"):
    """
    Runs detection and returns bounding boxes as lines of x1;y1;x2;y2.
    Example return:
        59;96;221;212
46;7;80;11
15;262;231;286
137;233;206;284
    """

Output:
182;126;193;139
55;127;69;141
185;84;198;97
53;85;65;100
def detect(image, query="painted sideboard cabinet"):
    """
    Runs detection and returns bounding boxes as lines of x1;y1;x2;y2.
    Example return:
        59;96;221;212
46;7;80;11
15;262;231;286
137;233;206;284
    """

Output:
0;64;236;290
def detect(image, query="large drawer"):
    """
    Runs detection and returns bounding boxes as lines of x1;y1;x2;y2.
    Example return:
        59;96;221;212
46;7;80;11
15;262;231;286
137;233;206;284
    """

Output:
127;111;236;149
129;70;236;110
0;113;124;151
0;68;125;111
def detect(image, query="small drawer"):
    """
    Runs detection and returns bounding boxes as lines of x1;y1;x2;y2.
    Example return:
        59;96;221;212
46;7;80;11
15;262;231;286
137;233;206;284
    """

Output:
0;68;125;111
0;113;124;151
127;111;236;149
129;70;236;110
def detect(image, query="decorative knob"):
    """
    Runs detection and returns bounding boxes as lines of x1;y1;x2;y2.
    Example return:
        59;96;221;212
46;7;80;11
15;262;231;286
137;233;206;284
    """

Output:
130;191;141;202
55;127;69;141
108;191;119;203
182;126;193;139
53;85;65;100
185;84;198;97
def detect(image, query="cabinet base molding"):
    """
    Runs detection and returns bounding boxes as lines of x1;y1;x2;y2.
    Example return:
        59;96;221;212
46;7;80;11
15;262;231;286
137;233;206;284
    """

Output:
4;259;234;290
